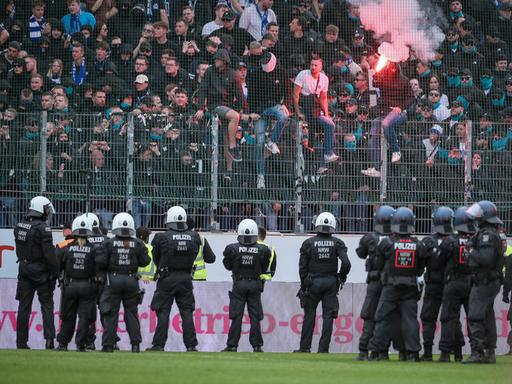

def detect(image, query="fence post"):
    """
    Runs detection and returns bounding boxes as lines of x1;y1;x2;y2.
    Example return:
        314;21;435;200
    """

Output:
40;111;48;193
210;115;219;231
294;119;304;233
464;120;473;205
126;113;134;214
379;124;388;203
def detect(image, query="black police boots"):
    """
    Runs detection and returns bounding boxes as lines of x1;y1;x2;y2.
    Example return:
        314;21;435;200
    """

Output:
17;344;30;350
398;351;408;361
484;349;496;364
131;344;140;353
253;346;263;353
408;352;421;362
438;351;451;363
146;345;165;352
420;346;432;361
85;343;96;351
369;351;389;361
506;346;512;356
354;351;369;361
292;349;311;353
221;346;237;352
56;343;68;352
454;347;463;362
186;347;198;352
77;345;87;352
45;339;55;350
101;345;114;353
462;350;485;364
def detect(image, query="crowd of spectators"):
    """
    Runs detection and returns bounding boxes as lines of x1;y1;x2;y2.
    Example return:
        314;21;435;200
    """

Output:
0;0;512;232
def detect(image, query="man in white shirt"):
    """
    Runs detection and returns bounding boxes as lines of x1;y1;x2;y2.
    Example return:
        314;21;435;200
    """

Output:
201;2;229;38
293;57;339;169
239;0;277;41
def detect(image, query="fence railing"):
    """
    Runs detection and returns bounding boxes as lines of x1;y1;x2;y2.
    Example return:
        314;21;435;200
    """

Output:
1;112;510;234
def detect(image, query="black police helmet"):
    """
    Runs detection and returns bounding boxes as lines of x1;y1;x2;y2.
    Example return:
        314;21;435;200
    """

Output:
432;206;455;235
391;207;415;234
454;206;477;234
374;205;395;234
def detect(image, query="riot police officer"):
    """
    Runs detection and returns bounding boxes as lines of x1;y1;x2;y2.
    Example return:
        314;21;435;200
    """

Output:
222;219;271;352
368;207;426;361
14;196;58;350
147;206;204;352
355;206;405;361
438;207;476;362
420;207;460;361
96;212;150;353
463;201;504;364
294;212;351;353
56;216;97;352
84;212;108;350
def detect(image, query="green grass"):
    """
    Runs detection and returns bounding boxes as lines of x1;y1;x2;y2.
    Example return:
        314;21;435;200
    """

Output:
0;350;511;384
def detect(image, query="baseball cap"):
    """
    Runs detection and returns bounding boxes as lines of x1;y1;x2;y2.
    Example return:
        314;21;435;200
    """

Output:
222;10;236;21
134;74;149;83
430;124;443;135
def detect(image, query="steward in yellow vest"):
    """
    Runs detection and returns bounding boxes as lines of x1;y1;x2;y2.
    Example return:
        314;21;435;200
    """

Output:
257;226;277;281
187;217;216;280
136;227;156;281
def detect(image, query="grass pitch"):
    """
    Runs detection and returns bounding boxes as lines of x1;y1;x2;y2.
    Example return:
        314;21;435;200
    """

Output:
0;350;511;384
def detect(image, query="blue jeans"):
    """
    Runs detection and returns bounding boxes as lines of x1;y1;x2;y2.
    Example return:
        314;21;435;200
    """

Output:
132;198;152;228
318;115;335;155
0;196;17;227
94;208;113;230
381;110;406;153
255;105;288;175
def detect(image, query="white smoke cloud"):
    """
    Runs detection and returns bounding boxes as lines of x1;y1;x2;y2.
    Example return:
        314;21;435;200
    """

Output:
349;0;446;62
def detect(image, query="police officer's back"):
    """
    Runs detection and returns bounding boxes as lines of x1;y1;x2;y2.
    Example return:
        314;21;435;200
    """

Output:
148;206;203;352
56;216;97;352
222;219;271;352
14;196;58;350
96;212;149;353
368;207;426;361
295;212;350;353
463;200;503;364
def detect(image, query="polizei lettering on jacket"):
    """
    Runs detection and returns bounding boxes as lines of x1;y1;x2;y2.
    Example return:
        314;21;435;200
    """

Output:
394;241;416;268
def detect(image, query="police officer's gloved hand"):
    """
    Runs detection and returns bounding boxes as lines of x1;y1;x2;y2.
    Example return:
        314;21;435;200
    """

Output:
504;293;510;304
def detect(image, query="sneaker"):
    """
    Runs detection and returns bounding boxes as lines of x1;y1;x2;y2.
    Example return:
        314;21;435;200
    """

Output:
146;345;165;352
317;167;329;174
266;141;280;155
221;346;237;352
228;146;242;162
361;167;381;177
224;171;234;182
391;152;401;163
324;153;339;163
257;175;265;189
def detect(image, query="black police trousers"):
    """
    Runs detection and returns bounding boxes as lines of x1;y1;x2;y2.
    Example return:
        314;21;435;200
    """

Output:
226;279;264;348
299;275;339;353
16;262;55;347
100;274;142;347
439;276;469;353
359;280;404;352
57;280;96;347
369;285;421;353
150;271;197;349
87;281;120;346
468;279;500;352
420;282;443;348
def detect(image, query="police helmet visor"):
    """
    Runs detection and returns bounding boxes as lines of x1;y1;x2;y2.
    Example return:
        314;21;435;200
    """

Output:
167;221;188;231
466;203;483;219
237;234;258;245
316;224;335;234
113;227;135;237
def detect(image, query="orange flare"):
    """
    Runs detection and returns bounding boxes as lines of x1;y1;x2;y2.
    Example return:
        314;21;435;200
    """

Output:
375;55;388;72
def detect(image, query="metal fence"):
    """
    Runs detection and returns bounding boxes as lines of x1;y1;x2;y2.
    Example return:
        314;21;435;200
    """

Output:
1;112;510;234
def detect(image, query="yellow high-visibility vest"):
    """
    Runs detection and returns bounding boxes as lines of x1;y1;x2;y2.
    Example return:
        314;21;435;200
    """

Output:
138;243;155;281
193;237;207;280
258;240;276;281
